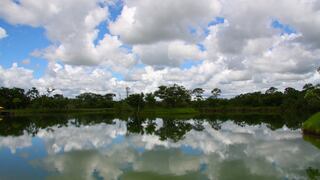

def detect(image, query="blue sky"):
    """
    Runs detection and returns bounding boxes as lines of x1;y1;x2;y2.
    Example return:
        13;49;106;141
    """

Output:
0;1;124;79
271;20;297;35
0;0;318;96
0;19;49;78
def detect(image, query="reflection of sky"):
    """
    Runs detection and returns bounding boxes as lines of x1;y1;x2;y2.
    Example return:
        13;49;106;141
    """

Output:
0;119;319;179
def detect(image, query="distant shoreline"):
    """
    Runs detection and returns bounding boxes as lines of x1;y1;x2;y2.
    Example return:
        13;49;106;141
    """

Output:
2;106;285;116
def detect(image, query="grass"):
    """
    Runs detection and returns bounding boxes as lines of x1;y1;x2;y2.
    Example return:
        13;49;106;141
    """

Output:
200;106;281;114
303;112;320;135
141;107;199;114
303;135;320;149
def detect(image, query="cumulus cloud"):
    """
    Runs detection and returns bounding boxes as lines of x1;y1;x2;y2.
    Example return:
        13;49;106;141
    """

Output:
0;0;136;70
34;62;122;96
0;27;7;39
0;63;35;88
0;0;320;96
133;41;206;67
109;0;221;44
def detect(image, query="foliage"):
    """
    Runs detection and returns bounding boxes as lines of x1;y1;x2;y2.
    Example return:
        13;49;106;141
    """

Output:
210;88;221;99
0;87;29;109
306;167;320;180
0;83;319;114
125;93;145;111
75;92;115;108
154;84;191;107
303;112;320;134
144;93;156;107
114;101;133;113
192;88;205;101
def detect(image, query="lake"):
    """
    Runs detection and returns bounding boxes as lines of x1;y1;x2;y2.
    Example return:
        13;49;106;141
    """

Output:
0;114;320;180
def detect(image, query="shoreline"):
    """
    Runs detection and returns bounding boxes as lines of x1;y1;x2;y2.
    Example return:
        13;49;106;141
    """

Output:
2;106;286;116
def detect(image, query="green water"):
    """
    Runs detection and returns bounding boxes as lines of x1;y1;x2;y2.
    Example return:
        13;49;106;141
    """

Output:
0;114;319;180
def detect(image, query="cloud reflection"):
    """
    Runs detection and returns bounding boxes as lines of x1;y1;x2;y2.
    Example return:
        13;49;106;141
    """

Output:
0;118;320;179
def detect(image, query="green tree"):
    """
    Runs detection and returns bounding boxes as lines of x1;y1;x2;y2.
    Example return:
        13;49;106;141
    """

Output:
104;93;116;101
284;87;299;96
145;93;156;107
0;87;29;109
12;98;22;109
192;88;205;101
210;88;221;99
303;83;314;91
265;87;278;94
126;93;145;111
154;84;191;107
52;94;68;109
26;87;40;100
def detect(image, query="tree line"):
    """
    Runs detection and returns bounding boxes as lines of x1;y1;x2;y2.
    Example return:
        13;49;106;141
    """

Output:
0;83;319;113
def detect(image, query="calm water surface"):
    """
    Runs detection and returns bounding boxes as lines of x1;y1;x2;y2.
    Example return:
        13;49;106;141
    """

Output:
0;114;320;180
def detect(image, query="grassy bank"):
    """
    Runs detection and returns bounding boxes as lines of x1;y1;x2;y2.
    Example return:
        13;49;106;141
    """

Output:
136;108;199;118
199;106;281;115
304;135;320;149
141;107;198;115
303;112;320;136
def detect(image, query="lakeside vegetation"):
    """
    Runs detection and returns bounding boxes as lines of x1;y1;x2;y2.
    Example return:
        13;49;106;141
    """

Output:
0;83;319;115
303;112;320;135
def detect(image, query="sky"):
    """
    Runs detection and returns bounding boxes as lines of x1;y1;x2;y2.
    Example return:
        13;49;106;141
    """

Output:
0;0;319;97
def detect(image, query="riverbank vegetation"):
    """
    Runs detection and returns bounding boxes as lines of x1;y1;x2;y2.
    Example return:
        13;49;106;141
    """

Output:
0;83;319;115
303;112;320;135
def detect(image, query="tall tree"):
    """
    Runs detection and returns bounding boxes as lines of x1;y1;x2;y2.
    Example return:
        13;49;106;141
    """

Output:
154;84;191;107
126;93;145;111
303;83;314;91
265;87;278;94
104;93;116;101
211;88;221;99
192;88;205;101
26;87;40;100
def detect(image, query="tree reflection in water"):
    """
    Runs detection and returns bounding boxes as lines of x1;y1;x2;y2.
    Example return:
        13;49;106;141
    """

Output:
0;113;310;142
0;113;320;180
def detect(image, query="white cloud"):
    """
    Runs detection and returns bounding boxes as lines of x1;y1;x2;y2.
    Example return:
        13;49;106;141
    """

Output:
0;0;320;96
109;0;221;44
0;0;136;71
33;62;120;96
0;63;35;88
0;27;7;39
133;41;206;67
